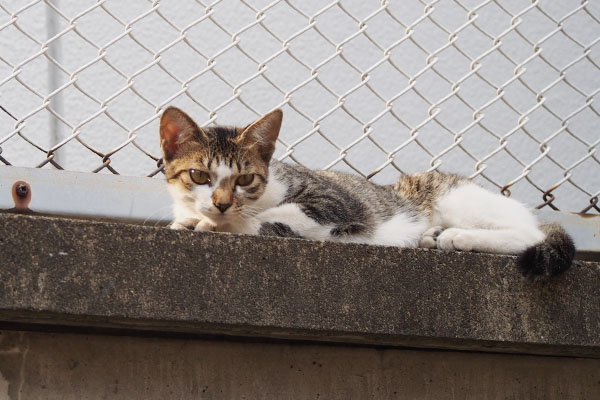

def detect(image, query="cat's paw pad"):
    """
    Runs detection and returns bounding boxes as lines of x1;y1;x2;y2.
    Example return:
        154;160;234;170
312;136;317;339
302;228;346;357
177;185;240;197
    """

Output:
170;218;200;230
194;219;217;232
419;226;444;249
437;228;473;252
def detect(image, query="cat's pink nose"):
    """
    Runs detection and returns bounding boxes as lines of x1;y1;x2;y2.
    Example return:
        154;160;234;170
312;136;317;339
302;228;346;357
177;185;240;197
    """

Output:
214;202;231;213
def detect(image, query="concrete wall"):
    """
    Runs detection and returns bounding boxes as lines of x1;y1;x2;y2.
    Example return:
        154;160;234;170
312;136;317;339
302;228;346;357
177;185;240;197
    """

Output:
0;0;598;211
1;213;599;398
1;330;599;400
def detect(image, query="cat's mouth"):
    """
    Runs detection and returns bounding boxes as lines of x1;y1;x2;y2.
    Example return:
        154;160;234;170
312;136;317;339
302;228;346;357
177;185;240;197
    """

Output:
199;203;247;222
203;209;233;221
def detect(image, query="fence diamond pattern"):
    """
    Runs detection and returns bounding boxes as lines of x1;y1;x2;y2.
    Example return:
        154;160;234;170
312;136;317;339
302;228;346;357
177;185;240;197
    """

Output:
0;0;599;213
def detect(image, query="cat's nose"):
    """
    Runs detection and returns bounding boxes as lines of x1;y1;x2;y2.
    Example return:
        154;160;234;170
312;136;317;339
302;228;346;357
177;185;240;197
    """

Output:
214;202;231;213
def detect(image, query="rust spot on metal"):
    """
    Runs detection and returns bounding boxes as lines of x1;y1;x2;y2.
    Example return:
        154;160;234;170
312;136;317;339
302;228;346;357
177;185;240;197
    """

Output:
0;145;11;165
573;213;599;219
147;157;166;177
536;184;560;211
366;170;378;180
11;181;32;212
92;157;119;174
500;185;511;197
579;197;599;214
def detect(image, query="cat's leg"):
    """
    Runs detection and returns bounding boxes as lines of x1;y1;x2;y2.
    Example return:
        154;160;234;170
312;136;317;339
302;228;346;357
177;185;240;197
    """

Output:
255;203;427;246
254;203;332;240
170;217;201;230
431;182;545;254
436;227;542;254
419;226;444;248
366;213;429;247
170;197;209;230
194;218;217;232
258;222;303;238
170;217;216;232
168;191;216;232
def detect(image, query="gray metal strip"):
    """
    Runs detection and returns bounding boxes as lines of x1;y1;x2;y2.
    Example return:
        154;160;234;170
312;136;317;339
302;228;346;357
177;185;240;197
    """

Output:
0;166;173;224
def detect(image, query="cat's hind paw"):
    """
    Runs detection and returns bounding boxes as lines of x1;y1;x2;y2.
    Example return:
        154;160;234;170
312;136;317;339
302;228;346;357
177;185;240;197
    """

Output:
170;218;201;230
419;226;444;249
436;228;474;252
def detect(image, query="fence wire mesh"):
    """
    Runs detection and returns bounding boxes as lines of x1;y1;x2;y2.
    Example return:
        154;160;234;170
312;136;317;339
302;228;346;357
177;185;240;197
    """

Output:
0;0;598;213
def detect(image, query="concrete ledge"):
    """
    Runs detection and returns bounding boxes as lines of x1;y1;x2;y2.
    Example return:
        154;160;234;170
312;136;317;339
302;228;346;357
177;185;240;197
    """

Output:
1;213;599;357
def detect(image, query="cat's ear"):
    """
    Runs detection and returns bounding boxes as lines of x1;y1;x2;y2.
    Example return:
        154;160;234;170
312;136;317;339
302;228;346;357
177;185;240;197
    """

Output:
236;109;282;163
159;107;208;161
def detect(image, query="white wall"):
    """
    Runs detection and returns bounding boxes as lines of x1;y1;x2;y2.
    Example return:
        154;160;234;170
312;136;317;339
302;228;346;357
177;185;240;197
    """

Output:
1;0;598;211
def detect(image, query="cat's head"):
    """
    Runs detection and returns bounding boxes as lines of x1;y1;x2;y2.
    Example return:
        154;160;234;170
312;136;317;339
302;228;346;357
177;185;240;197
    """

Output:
159;107;282;222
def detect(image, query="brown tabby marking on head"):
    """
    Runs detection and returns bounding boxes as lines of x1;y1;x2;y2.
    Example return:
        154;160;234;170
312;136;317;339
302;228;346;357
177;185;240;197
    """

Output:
159;107;283;217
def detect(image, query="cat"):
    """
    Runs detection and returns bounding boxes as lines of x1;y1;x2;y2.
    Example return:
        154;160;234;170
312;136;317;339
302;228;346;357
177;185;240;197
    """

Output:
159;106;575;277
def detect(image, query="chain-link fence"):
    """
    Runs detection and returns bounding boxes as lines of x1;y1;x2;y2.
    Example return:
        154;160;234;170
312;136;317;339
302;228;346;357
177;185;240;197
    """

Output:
1;0;598;213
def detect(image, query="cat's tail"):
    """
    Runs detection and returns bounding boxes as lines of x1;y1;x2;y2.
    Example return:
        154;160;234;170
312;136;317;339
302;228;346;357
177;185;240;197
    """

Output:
517;223;575;277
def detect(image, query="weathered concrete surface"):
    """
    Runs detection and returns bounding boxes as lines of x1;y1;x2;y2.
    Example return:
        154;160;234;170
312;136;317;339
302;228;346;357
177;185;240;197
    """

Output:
0;213;599;357
1;330;599;400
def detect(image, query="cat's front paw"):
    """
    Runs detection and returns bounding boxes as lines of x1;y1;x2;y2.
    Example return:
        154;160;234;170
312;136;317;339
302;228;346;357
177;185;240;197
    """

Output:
436;228;474;252
194;218;217;232
170;217;201;230
419;226;444;248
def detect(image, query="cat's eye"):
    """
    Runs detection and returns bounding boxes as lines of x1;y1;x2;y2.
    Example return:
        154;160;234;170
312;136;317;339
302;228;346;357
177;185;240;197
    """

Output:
189;169;210;185
236;174;254;186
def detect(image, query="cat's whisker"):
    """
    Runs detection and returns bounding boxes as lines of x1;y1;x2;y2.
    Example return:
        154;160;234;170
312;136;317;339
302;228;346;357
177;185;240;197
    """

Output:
236;206;262;217
141;204;173;227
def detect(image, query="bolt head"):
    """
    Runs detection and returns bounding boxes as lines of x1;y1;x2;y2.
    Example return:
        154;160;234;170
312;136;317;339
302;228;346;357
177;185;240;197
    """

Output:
15;183;29;198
